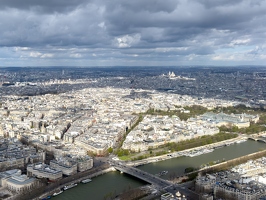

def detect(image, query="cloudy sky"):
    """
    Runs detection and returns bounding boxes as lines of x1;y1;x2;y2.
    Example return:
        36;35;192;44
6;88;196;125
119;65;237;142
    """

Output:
0;0;266;67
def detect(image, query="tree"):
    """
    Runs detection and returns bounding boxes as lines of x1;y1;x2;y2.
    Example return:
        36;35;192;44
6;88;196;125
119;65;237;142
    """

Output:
108;147;113;154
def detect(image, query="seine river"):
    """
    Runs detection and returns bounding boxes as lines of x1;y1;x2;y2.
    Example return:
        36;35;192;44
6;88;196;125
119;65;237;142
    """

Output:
53;140;266;200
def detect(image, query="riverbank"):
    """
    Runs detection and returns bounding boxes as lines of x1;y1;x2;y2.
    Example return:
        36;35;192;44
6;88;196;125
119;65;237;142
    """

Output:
194;148;266;175
22;132;266;199
37;167;116;200
39;137;266;200
126;135;249;167
6;162;114;200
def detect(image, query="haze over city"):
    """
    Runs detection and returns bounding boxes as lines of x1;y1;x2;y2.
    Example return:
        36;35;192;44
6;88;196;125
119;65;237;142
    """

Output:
0;0;266;67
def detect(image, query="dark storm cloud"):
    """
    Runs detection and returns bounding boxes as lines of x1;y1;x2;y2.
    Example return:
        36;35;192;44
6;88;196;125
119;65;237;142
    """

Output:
198;0;244;8
0;0;266;66
106;0;178;14
0;0;89;13
104;0;266;32
102;0;266;54
0;2;108;47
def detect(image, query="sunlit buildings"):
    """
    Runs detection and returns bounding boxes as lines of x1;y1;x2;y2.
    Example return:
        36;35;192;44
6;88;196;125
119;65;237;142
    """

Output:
50;159;77;176
122;115;219;152
198;112;259;128
27;163;62;182
0;169;37;193
196;157;266;200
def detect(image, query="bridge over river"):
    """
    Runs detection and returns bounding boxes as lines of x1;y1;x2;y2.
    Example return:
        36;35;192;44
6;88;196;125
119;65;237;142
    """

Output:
248;136;266;143
112;162;171;188
111;161;199;199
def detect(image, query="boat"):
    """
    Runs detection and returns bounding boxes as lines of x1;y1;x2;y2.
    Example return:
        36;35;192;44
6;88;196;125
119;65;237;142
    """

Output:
159;170;168;176
236;139;247;144
155;170;168;177
53;190;63;196
188;148;214;157
188;151;201;157
42;197;51;200
63;183;78;190
161;170;168;175
81;178;92;184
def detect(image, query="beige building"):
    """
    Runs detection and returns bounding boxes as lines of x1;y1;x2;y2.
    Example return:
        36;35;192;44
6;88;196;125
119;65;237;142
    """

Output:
214;183;261;200
77;156;93;172
0;157;24;171
0;169;37;193
199;112;259;128
50;159;77;176
0;169;22;187
75;139;108;156
27;163;62;182
6;174;37;193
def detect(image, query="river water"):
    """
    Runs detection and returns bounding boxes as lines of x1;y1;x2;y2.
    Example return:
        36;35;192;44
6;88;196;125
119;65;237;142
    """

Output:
53;140;266;200
52;171;146;200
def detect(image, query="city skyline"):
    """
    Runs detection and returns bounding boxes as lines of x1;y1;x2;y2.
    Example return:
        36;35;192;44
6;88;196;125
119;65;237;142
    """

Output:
1;65;266;199
0;0;266;67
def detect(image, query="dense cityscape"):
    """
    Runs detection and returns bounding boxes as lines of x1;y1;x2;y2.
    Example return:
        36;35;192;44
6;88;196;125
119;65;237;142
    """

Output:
0;66;266;200
1;0;266;199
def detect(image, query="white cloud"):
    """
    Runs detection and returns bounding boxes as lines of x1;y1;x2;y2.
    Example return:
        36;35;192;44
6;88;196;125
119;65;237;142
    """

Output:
40;53;53;58
14;47;30;51
29;51;53;58
98;22;106;29
70;53;82;58
114;34;141;48
259;54;266;59
29;52;42;58
212;52;253;61
229;38;251;46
